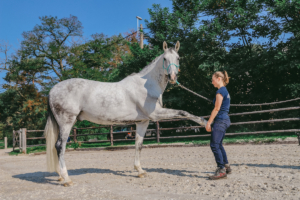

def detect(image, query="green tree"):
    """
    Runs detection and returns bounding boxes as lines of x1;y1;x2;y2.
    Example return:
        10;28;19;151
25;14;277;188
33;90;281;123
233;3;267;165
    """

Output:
132;0;299;132
20;15;83;82
66;33;133;82
0;15;138;138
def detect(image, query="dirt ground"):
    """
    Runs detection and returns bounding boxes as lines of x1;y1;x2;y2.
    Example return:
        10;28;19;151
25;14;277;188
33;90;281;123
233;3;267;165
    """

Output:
0;143;300;200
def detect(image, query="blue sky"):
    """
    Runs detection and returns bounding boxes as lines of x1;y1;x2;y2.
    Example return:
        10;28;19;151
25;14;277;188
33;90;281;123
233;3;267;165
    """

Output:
0;0;173;88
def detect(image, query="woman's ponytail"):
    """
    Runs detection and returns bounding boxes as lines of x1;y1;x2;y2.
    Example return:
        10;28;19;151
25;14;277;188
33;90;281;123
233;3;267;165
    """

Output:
223;71;230;86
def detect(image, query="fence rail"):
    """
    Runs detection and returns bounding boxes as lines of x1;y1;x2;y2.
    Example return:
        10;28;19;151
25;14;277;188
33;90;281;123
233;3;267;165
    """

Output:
12;104;300;153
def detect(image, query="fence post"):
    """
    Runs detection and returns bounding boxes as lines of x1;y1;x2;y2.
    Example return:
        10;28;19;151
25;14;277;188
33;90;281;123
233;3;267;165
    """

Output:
4;137;7;149
22;128;27;154
13;130;15;151
19;129;22;152
110;125;113;146
73;128;77;143
296;132;300;146
156;121;160;143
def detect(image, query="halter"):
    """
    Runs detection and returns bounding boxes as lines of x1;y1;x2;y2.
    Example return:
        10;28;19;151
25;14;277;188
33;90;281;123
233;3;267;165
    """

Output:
163;59;180;72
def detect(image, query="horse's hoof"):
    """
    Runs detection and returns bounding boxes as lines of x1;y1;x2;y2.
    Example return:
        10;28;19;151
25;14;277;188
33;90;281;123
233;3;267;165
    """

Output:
63;181;74;187
58;177;64;182
138;172;147;178
138;174;144;178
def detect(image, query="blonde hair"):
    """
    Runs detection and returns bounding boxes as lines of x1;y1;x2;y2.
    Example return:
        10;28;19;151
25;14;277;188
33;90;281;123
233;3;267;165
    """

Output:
213;71;230;86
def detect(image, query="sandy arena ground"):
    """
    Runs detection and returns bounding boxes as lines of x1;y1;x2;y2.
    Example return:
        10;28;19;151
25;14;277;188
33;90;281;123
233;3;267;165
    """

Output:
0;143;300;200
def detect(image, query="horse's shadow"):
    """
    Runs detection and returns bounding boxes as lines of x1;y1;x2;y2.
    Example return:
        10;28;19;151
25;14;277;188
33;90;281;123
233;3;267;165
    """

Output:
12;168;133;185
12;167;205;185
12;171;60;185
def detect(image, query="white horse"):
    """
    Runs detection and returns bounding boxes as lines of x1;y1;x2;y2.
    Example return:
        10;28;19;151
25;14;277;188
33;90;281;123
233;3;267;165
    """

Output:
45;41;207;186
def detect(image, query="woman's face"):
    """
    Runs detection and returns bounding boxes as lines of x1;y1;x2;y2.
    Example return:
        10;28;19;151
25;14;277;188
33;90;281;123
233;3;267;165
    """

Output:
211;75;221;88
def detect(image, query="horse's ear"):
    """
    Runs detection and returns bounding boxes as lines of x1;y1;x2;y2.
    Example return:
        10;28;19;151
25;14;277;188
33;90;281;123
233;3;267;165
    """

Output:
175;41;180;52
163;41;168;52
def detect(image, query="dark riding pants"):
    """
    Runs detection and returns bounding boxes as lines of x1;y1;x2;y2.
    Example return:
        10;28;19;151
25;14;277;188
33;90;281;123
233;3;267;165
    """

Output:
210;119;231;169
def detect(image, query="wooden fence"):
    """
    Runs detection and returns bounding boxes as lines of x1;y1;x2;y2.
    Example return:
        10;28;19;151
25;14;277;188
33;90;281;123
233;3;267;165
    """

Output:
12;105;300;154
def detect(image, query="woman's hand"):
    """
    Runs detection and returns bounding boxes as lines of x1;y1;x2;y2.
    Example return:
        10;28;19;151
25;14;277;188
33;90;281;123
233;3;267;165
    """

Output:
206;121;212;132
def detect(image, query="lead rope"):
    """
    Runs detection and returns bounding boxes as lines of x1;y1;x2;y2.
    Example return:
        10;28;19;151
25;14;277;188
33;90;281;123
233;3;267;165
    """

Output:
176;81;300;106
176;81;213;103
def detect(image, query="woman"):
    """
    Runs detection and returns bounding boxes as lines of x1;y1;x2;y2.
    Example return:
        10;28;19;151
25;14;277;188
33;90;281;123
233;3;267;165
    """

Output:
205;71;232;180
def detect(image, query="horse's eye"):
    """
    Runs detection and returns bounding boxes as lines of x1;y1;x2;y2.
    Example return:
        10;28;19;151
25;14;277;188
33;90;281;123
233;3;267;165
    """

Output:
178;57;180;60
164;58;166;61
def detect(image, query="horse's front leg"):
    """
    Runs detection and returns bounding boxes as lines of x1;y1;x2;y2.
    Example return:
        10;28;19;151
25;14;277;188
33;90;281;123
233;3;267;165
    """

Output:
134;120;149;178
150;108;207;126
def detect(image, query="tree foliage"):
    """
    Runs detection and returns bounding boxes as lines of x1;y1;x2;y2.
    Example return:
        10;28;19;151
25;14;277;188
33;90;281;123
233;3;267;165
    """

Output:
142;0;300;131
0;15;135;140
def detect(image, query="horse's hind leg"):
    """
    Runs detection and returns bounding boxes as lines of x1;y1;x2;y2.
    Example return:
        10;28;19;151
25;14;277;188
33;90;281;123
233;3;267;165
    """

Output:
134;120;149;178
56;120;77;182
56;163;63;182
55;118;76;186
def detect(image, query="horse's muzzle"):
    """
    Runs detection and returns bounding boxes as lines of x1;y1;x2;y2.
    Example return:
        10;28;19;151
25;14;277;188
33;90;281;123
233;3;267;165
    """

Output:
168;74;177;84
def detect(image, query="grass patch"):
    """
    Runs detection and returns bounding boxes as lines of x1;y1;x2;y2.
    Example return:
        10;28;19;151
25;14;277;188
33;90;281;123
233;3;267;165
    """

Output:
9;150;23;156
77;142;111;148
9;146;46;156
27;146;46;154
191;140;210;145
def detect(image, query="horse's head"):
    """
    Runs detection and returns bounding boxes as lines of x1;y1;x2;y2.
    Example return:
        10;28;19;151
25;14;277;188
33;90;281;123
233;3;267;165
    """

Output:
163;41;180;84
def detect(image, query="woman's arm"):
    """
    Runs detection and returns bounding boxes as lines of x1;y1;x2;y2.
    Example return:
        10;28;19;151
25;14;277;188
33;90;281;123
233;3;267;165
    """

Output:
205;94;223;132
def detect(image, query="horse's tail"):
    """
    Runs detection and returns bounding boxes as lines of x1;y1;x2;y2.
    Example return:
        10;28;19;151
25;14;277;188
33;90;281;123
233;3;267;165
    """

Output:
45;97;59;172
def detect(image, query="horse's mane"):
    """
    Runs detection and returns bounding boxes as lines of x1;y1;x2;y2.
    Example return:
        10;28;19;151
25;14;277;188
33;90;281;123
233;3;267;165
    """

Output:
138;54;163;75
128;48;177;77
